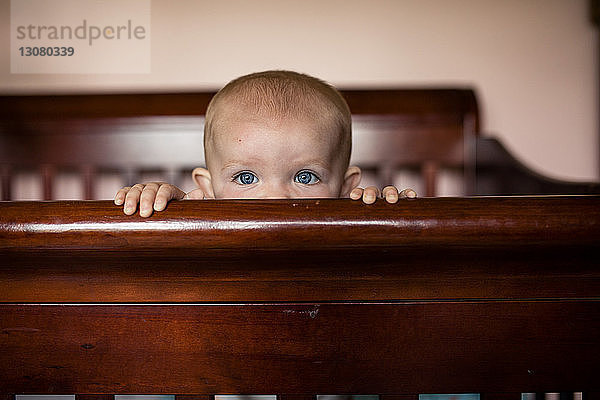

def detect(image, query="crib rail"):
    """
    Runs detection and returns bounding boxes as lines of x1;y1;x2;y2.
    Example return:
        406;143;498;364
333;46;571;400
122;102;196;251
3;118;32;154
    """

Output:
1;197;599;397
1;197;599;251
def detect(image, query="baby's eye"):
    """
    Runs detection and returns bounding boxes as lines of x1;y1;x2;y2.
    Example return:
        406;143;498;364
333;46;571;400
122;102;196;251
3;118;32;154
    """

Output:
233;171;258;185
294;170;320;185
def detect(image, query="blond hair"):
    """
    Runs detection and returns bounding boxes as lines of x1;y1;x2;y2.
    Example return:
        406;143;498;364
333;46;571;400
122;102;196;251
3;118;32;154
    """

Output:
204;70;352;166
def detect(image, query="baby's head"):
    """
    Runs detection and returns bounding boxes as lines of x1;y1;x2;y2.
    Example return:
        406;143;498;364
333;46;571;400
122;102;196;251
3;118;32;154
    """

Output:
193;70;361;199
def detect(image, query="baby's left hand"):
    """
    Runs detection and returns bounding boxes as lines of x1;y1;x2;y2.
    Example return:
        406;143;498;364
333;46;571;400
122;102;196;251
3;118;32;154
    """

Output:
350;185;417;204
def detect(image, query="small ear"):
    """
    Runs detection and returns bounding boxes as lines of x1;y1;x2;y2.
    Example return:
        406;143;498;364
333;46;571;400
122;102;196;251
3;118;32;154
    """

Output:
340;165;362;197
192;167;215;199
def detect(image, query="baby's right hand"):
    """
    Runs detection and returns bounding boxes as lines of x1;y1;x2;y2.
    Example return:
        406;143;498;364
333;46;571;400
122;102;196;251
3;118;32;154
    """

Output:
114;182;187;217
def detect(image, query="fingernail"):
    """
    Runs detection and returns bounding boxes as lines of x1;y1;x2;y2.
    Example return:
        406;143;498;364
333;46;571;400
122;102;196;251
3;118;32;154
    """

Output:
124;203;134;214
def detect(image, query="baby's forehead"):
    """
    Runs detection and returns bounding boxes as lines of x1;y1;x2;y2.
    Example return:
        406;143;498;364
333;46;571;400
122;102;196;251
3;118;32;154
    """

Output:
211;105;341;144
216;95;333;124
207;118;342;168
204;91;351;168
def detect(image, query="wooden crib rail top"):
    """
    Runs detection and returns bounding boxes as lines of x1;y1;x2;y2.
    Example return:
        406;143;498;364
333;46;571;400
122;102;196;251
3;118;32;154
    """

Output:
1;196;599;251
1;196;599;303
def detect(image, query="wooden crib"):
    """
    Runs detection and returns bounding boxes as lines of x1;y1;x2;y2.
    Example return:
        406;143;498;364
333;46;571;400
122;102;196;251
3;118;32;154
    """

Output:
1;89;599;399
1;196;599;399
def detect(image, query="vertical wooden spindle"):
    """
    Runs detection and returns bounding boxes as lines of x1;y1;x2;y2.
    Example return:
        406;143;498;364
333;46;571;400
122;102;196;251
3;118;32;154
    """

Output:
124;168;139;188
166;168;179;188
41;164;55;200
421;161;438;197
76;395;114;400
462;113;477;196
81;164;95;200
481;393;522;400
1;164;11;201
380;395;419;400
378;164;395;190
277;395;316;400
176;395;213;400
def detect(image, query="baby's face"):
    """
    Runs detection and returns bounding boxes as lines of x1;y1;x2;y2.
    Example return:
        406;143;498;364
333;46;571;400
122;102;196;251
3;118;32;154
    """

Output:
205;114;349;199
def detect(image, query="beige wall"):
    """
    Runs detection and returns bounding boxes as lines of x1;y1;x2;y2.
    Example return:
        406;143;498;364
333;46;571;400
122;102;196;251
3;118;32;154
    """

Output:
1;0;598;181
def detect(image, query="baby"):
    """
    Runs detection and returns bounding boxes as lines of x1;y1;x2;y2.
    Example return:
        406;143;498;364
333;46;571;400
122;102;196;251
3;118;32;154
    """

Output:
115;70;415;217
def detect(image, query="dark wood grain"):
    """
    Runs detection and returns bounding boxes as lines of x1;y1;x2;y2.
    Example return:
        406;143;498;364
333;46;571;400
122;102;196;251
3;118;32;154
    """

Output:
1;197;598;395
278;395;316;400
1;302;598;394
1;197;599;303
1;197;599;250
76;395;114;400
0;90;478;121
175;395;213;400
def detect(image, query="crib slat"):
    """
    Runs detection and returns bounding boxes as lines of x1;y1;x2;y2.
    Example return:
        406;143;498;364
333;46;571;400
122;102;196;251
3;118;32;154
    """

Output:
277;395;316;400
0;165;10;201
421;161;437;197
379;395;419;400
81;165;95;200
175;395;213;400
41;164;54;200
481;394;521;400
76;395;113;400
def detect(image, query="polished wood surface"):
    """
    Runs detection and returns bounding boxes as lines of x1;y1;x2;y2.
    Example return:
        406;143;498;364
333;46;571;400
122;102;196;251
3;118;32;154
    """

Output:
1;197;599;396
1;197;599;303
0;89;478;119
2;197;598;251
2;302;598;394
0;74;588;399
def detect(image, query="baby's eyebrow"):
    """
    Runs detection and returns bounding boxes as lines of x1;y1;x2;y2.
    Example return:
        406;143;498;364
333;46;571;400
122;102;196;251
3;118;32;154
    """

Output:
220;159;261;171
295;159;331;170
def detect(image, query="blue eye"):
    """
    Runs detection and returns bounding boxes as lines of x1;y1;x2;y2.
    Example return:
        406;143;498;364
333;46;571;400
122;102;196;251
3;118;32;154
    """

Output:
294;170;320;185
233;171;258;185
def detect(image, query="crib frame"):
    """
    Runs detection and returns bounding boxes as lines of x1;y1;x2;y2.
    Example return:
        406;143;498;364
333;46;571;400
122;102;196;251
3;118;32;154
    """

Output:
1;196;599;399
